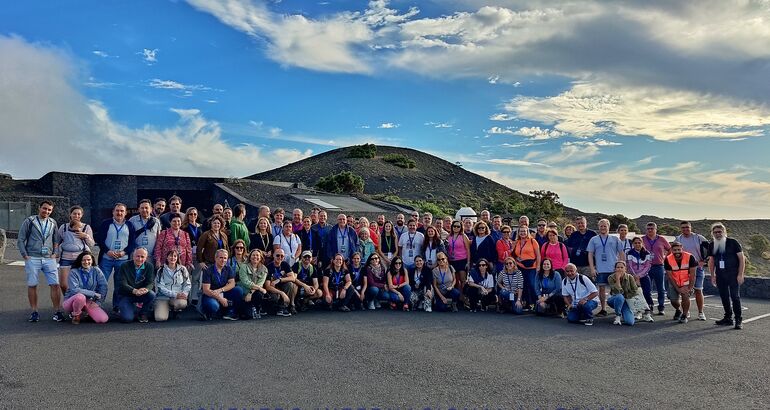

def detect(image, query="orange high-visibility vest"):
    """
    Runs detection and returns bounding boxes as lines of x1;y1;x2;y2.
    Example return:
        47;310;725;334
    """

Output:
666;252;692;287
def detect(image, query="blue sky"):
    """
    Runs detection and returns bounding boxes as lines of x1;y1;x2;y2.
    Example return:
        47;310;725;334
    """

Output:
1;0;769;220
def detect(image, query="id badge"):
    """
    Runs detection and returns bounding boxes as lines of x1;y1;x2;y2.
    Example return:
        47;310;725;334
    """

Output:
575;249;581;256
192;246;197;256
113;240;122;250
336;290;340;299
355;285;361;291
719;260;725;269
387;252;393;259
41;246;51;257
409;249;414;258
340;245;347;254
508;293;516;301
601;253;607;262
141;236;149;246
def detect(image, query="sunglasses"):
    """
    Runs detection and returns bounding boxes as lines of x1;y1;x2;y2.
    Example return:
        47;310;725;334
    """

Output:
394;262;402;265
537;224;546;227
478;263;487;267
505;262;515;266
437;257;447;261
371;257;380;260
302;255;311;259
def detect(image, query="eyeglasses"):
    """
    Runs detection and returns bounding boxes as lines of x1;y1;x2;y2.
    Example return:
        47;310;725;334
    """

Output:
537;224;546;227
476;227;485;231
302;255;311;259
478;263;487;267
394;262;402;265
437;257;447;261
505;262;515;266
452;225;461;228
371;257;379;260
275;254;285;258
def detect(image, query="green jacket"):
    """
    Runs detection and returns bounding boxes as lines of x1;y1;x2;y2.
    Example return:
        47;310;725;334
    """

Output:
608;273;638;299
229;219;250;249
118;261;156;296
237;263;267;294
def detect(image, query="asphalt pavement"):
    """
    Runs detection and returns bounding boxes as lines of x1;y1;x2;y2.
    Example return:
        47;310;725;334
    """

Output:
1;258;769;410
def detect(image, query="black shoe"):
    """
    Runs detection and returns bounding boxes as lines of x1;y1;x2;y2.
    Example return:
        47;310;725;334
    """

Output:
277;308;291;317
734;320;743;330
656;309;665;316
715;317;734;326
289;305;298;315
596;310;608;317
52;311;67;322
339;306;351;312
138;314;149;323
673;310;682;321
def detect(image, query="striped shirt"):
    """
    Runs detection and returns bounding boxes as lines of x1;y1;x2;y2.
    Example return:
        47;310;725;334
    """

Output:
497;270;523;292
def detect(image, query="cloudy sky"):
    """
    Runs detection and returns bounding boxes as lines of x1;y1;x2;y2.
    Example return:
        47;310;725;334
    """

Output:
1;0;769;219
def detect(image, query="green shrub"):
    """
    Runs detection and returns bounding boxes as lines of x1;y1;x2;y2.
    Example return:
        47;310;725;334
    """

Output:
316;171;365;194
382;153;416;169
348;144;377;159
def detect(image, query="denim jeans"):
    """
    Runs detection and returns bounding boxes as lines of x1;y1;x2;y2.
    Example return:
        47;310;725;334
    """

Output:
435;288;461;311
100;258;127;310
117;291;156;322
639;275;654;311
201;287;245;317
648;265;666;311
365;286;389;302
386;285;412;305
521;268;538;305
497;289;524;314
607;294;635;325
567;299;598;323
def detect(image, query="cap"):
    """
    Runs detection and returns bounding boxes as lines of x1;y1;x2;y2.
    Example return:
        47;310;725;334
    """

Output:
301;250;313;258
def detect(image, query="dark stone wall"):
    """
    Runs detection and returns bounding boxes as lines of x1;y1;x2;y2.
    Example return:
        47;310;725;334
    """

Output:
704;275;770;299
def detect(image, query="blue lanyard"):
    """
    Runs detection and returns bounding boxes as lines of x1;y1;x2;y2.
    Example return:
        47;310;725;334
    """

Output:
645;236;658;250
395;226;405;236
333;269;343;287
307;230;313;249
351;267;361;282
189;225;199;241
113;222;125;237
79;269;90;289
173;230;181;246
229;258;238;272
142;218;151;235
338;228;348;245
215;233;223;249
407;233;415;248
213;266;225;286
274;265;283;280
282;234;294;251
36;216;50;238
438;268;447;285
599;235;609;252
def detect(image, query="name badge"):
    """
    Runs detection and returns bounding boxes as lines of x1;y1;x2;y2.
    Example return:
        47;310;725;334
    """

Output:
340;245;347;254
141;236;149;246
355;285;361;291
575;249;581;256
41;246;51;257
387;252;393;259
113;240;122;250
509;293;516;301
719;260;725;269
601;253;607;262
408;250;414;258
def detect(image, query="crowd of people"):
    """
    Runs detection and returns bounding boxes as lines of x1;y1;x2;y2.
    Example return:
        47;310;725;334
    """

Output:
17;197;747;329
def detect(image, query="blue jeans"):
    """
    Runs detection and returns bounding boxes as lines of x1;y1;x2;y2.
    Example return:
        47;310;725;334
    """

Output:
435;288;461;311
201;287;245;317
567;299;598;323
649;265;666;311
521;268;538;305
386;285;412;305
498;289;524;314
117;291;156;322
100;258;127;309
607;294;635;325
365;287;390;302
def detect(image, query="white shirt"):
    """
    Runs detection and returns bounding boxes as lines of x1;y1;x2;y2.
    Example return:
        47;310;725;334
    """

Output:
398;231;425;266
274;233;300;266
561;274;599;305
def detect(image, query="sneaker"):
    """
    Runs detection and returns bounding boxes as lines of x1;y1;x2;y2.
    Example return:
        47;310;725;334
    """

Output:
71;313;81;325
642;312;654;322
678;315;688;324
451;302;458;312
52;311;67;322
222;311;238;321
635;312;642;321
403;304;410;312
425;302;432;313
613;317;622;325
306;300;315;307
367;300;376;310
277;308;291;317
698;312;707;321
673;310;682;321
28;311;40;322
289;305;298;315
597;310;608;317
138;314;149;323
715;317;734;326
734;320;743;330
374;300;382;309
656;309;665;316
259;308;267;316
339;306;351;312
251;307;260;320
584;319;594;326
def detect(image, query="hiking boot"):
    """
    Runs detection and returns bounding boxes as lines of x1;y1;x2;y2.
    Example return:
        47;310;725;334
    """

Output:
52;311;67;322
28;311;40;322
715;317;734;326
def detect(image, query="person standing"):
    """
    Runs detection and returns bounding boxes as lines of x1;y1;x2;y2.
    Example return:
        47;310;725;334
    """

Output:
18;200;64;322
586;219;624;317
399;220;425;270
676;221;709;321
707;223;746;330
95;203;136;312
565;216;596;280
160;195;183;230
325;213;358;263
643;222;672;316
128;199;161;266
56;205;95;295
229;204;251;249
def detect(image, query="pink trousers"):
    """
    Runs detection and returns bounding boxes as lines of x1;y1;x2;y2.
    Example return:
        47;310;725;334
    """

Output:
62;293;109;323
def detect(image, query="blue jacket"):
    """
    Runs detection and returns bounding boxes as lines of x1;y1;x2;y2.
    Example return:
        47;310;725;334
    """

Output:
470;235;497;265
65;267;109;302
94;218;137;264
325;225;359;261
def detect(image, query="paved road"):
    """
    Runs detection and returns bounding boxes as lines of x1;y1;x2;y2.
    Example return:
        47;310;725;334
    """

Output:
1;261;769;410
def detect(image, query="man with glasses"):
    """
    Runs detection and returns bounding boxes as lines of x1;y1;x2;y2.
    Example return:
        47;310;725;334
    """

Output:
561;263;600;326
643;222;672;316
399;220;425;270
265;249;294;317
292;250;323;310
534;219;549;247
676;221;709;320
708;223;746;329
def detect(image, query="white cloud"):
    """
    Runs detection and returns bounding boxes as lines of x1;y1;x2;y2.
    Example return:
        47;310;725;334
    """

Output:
506;82;770;141
514;126;566;140
488;75;499;84
486;126;516;135
487;158;550;168
378;122;399;129
424;121;452;128
489;113;515;121
139;48;158;64
92;50;110;58
0;35;312;179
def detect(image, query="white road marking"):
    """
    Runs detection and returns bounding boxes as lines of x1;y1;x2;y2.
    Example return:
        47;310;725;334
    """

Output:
743;312;770;323
7;261;25;266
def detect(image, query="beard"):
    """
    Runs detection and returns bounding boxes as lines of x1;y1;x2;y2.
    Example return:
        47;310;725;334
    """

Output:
396;221;404;226
712;237;727;255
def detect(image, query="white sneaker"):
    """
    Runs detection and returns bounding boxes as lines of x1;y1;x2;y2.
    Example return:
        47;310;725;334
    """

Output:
613;317;622;325
424;300;432;312
635;312;642;320
698;312;707;321
642;312;654;322
374;300;381;309
367;300;375;310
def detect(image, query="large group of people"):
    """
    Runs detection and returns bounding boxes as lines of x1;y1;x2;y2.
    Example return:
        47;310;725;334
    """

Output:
17;197;747;330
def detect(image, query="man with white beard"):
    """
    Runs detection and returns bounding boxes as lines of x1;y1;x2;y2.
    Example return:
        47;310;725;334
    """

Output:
707;223;746;330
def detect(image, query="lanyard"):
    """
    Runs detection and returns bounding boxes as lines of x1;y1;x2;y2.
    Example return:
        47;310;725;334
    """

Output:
438;268;447;286
449;235;461;257
333;269;343;287
113;222;125;238
189;225;199;241
142;218;151;235
599;235;609;253
407;233;416;249
79;269;90;289
395;226;405;236
393;274;402;286
36;217;51;238
518;238;529;256
306;230;313;250
214;233;223;249
645;235;658;251
338;227;348;246
260;234;270;250
385;235;393;252
300;265;311;280
229;258;238;272
351;267;361;282
282;234;294;252
273;265;283;280
213;266;225;286
570;277;578;299
172;230;181;246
